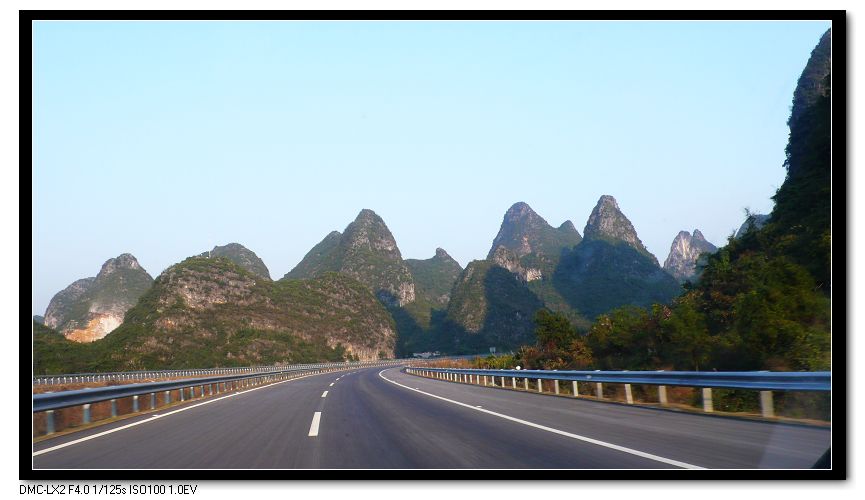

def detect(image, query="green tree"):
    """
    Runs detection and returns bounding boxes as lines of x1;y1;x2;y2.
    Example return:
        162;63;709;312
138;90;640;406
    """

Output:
534;309;578;351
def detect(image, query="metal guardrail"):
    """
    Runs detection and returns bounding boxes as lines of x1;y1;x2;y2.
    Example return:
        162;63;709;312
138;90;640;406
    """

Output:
32;361;358;385
34;367;304;412
32;359;413;436
405;367;831;418
408;368;831;392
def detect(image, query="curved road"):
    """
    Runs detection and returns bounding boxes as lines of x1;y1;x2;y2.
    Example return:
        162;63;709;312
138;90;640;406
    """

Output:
32;366;830;469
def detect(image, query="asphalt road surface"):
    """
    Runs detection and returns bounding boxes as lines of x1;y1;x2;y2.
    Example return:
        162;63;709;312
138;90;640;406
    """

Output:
32;366;830;469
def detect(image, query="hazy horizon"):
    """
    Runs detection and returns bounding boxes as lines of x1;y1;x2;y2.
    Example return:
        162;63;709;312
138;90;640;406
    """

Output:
33;20;830;315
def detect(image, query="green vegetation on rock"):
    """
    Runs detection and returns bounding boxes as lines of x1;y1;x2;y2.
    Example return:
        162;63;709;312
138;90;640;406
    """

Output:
34;256;397;373
553;239;683;320
282;210;416;307
201;243;272;280
534;29;833;379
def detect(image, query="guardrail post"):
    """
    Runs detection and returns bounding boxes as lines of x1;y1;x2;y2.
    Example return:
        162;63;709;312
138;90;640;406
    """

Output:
200;385;204;396
760;391;774;418
45;410;55;435
165;390;171;404
702;388;713;413
208;384;213;396
537;378;542;393
512;377;516;389
180;388;185;401
658;386;667;405
596;382;603;399
110;399;117;418
624;384;633;404
500;376;506;387
524;378;529;391
132;395;139;413
484;376;488;386
150;393;156;409
82;404;91;424
572;381;579;397
554;380;560;395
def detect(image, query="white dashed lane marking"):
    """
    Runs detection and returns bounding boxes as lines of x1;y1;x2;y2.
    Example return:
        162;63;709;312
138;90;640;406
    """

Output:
308;412;322;437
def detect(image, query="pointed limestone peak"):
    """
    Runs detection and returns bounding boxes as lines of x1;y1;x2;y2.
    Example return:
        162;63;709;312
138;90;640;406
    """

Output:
44;254;153;342
206;243;271;280
503;202;541;222
99;253;142;274
790;29;831;131
558;220;578;234
354;208;383;224
663;229;718;282
343;208;402;259
433;247;457;263
583;195;649;255
488;202;577;259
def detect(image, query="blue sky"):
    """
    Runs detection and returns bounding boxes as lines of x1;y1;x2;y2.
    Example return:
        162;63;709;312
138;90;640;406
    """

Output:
32;20;830;315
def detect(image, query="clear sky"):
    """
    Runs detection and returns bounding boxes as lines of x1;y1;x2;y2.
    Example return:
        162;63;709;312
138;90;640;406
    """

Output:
32;20;830;316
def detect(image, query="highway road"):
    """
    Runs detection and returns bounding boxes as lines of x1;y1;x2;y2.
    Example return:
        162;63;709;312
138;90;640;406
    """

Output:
32;366;830;469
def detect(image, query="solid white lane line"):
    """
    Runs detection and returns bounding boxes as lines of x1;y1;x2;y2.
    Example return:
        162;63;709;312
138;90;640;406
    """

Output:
34;371;325;457
378;369;705;470
308;412;322;437
321;391;328;398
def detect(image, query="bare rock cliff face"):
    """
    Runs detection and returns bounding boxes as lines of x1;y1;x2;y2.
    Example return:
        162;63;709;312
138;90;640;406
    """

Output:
44;278;95;329
43;254;154;343
662;229;718;282
491;246;542;282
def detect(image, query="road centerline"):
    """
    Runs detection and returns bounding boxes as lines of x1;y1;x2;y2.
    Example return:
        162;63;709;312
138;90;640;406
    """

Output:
308;412;322;437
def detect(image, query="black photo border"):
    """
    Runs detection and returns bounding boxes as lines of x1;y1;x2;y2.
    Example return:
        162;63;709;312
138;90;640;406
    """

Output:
21;8;847;482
